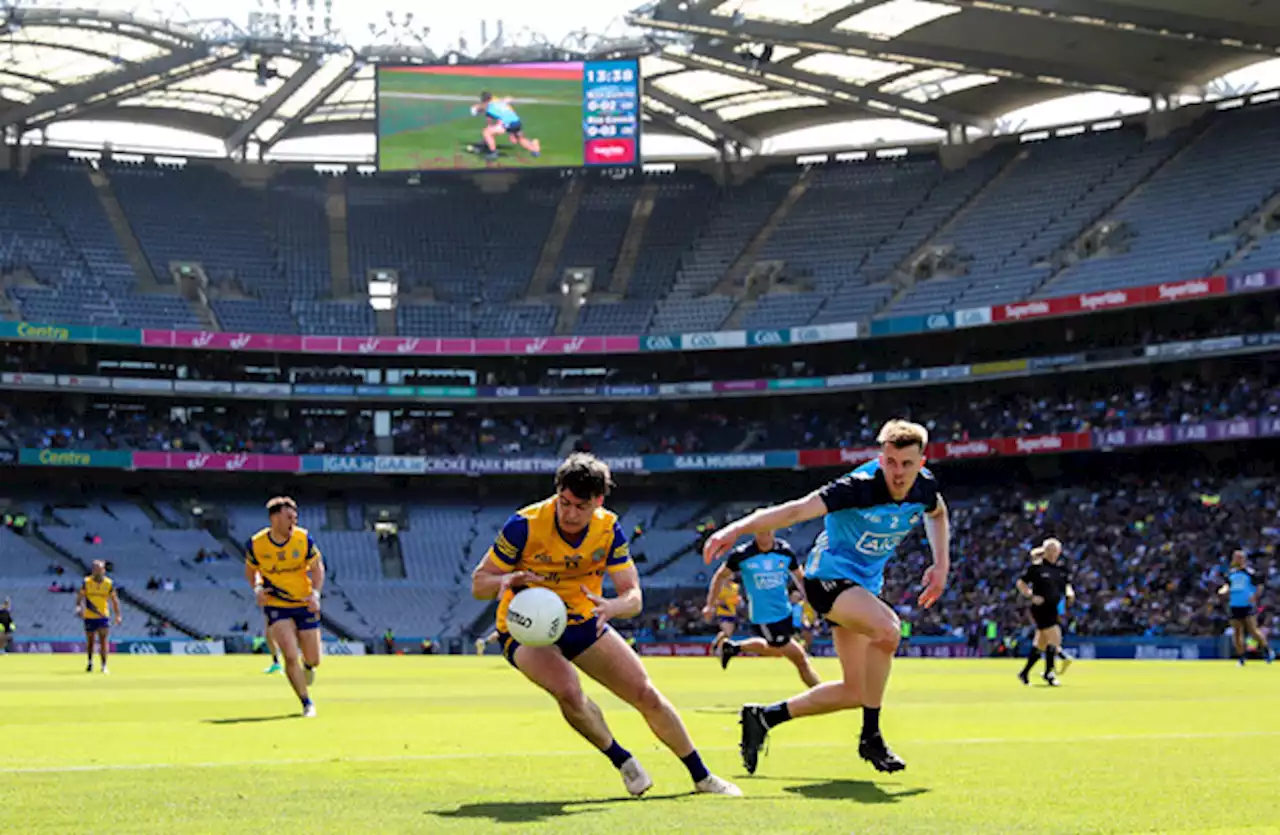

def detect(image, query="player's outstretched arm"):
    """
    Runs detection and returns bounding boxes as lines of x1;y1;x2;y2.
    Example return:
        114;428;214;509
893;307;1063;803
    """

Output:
919;494;950;608
703;564;731;619
703;493;828;564
584;563;643;635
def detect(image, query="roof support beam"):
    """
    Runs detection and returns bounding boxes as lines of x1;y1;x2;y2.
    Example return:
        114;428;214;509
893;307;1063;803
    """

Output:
25;51;244;129
934;0;1280;53
689;45;988;129
644;109;717;148
0;47;206;129
260;59;359;154
632;9;1165;95
644;85;761;151
223;54;324;154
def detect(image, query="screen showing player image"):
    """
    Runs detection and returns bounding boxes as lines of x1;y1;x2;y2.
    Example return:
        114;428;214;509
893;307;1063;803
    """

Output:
377;60;640;172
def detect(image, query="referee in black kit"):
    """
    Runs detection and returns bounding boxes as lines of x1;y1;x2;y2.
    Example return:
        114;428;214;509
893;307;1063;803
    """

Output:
1016;538;1075;686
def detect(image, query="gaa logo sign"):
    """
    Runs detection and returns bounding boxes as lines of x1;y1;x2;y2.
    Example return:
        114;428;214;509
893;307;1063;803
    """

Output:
925;314;951;330
644;336;677;351
184;642;212;654
129;643;158;655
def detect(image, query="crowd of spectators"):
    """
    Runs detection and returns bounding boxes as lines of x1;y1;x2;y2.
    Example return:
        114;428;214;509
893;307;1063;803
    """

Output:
632;476;1278;642
4;363;1277;458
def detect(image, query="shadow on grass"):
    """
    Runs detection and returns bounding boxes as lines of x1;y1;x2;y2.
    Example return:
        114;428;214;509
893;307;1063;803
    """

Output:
781;779;930;804
429;792;689;824
201;714;298;725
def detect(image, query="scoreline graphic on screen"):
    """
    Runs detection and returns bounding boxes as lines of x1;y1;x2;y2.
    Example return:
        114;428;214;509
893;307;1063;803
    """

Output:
377;60;640;171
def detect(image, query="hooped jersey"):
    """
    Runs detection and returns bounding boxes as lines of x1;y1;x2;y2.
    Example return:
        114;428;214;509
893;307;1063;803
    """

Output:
806;459;940;594
489;497;632;632
81;575;114;620
245;526;321;608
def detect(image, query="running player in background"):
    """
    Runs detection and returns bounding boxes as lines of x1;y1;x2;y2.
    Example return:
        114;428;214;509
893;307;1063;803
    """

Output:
1016;538;1074;686
791;590;816;651
76;560;121;674
0;597;13;654
471;92;541;162
705;531;820;687
263;613;282;674
245;497;324;717
704;419;949;775
703;577;741;651
1219;550;1275;665
475;628;500;656
471;453;740;798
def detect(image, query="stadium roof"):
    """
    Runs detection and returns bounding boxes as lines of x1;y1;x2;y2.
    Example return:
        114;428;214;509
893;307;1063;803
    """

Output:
0;1;1278;158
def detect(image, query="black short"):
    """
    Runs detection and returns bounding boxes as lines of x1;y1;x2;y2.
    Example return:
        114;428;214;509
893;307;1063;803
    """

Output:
1230;606;1255;621
1031;605;1060;631
505;121;523;136
753;618;795;648
804;577;861;618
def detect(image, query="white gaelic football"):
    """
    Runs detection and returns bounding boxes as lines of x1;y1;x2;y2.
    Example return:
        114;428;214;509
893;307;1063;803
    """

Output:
506;587;567;647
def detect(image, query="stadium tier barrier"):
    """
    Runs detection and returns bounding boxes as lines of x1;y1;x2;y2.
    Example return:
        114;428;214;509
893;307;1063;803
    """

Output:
2;329;1274;405
0;271;1274;358
6;415;1280;475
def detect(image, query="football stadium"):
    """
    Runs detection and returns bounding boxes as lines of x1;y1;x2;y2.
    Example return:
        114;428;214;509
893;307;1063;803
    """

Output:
1;0;1279;832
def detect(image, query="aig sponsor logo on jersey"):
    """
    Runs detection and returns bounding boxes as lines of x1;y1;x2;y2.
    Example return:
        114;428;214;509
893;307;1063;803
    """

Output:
752;573;786;590
855;530;910;555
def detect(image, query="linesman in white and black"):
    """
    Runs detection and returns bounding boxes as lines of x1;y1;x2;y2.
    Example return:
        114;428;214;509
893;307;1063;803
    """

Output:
1016;538;1074;686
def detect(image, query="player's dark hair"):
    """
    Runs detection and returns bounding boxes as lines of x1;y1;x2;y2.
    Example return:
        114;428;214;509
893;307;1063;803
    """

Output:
555;453;613;499
479;91;492;102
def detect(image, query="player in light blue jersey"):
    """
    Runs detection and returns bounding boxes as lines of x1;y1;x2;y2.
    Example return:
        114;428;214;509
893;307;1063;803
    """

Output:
1218;550;1274;665
705;530;820;687
470;91;542;162
704;419;950;775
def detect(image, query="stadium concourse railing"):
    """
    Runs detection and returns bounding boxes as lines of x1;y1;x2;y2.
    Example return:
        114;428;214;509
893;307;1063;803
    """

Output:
0;270;1275;358
4;415;1279;475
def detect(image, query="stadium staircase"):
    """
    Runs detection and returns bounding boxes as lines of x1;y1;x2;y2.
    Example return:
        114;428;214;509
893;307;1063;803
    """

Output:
325;177;352;297
88;167;158;290
877;149;1025;311
1214;189;1280;272
32;524;205;639
711;167;815;297
609;181;660;296
527;176;585;297
1033;117;1214;297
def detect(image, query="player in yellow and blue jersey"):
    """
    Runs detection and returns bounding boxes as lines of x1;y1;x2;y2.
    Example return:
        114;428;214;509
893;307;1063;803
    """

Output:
1219;550;1275;665
471;453;741;798
705;420;951;776
245;496;325;717
470;91;542;162
76;560;121;674
703;576;741;651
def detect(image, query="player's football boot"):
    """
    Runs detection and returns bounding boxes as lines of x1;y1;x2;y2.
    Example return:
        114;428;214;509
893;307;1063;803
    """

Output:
1057;652;1073;676
1042;671;1059;687
858;733;906;773
719;640;739;670
619;757;653;797
694;775;743;796
264;661;282;675
302;703;317;718
1017;669;1029;685
738;704;769;774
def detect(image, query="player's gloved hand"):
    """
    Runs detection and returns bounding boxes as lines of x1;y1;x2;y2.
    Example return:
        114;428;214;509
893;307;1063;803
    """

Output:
501;571;541;595
703;528;740;564
306;592;321;613
918;562;948;608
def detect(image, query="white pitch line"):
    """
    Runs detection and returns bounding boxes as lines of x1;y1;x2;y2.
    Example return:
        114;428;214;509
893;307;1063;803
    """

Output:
3;730;1277;775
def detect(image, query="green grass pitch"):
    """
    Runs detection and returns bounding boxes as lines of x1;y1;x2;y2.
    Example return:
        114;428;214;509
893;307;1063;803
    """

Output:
378;70;584;171
2;655;1277;834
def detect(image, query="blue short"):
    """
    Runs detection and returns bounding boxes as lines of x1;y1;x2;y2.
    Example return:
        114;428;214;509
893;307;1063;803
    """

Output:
83;618;109;633
717;615;737;626
504;120;523;135
499;617;607;667
264;605;320;631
